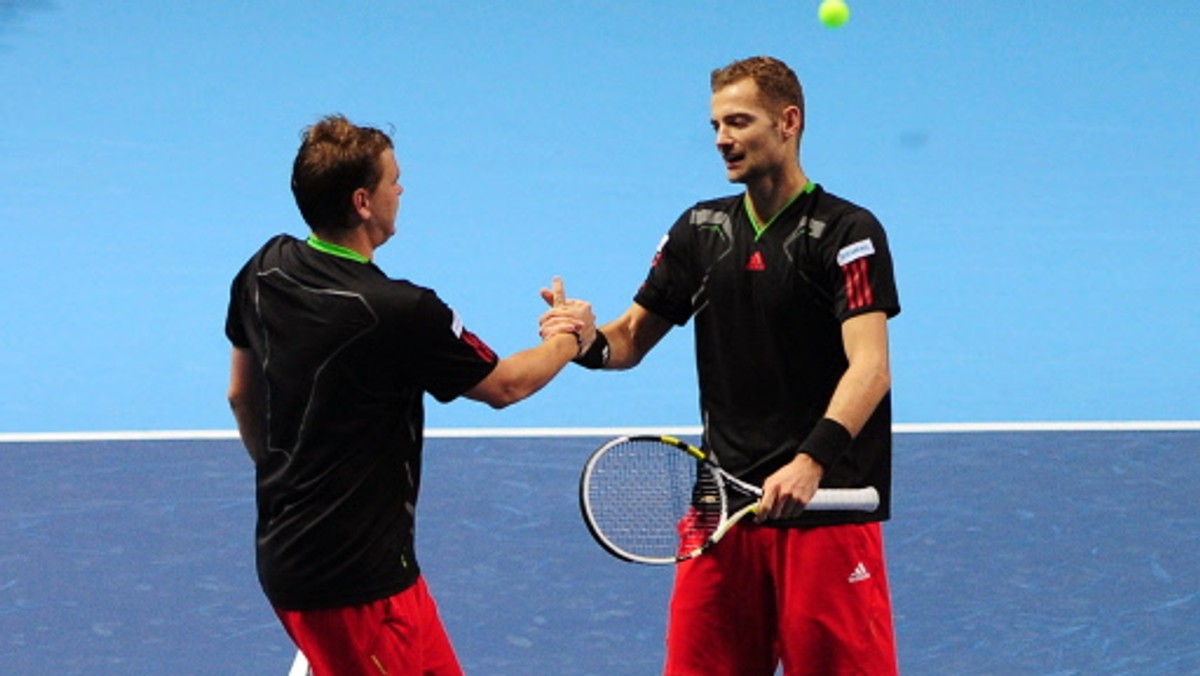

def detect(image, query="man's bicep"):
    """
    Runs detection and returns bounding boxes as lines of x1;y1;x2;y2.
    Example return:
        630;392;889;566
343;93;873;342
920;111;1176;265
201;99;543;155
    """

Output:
841;311;890;366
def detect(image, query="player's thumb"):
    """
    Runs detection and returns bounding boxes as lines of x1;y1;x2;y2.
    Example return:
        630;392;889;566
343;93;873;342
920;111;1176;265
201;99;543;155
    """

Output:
551;276;566;306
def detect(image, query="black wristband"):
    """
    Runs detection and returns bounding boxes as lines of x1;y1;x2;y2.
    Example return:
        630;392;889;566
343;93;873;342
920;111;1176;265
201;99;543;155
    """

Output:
572;330;610;369
798;417;852;469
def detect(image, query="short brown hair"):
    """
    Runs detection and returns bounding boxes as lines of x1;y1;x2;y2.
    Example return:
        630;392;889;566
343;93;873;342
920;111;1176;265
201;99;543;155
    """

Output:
711;56;804;131
290;115;394;231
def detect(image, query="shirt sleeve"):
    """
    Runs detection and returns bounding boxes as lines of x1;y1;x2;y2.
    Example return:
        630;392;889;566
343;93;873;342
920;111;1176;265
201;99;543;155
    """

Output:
225;265;251;348
633;209;698;326
408;290;499;403
824;209;901;322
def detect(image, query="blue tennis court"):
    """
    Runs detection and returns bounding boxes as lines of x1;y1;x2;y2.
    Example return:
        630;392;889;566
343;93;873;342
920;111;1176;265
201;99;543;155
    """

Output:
3;428;1197;674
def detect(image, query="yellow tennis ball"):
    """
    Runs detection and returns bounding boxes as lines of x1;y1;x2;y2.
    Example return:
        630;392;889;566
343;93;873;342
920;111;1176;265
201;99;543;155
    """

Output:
818;0;850;28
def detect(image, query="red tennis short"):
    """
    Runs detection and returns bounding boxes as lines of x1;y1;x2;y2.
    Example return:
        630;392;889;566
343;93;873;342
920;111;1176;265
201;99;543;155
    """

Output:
664;520;897;676
275;576;462;676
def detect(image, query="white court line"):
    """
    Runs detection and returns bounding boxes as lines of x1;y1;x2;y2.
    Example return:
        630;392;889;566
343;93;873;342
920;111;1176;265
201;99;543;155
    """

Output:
893;420;1200;433
0;421;1198;444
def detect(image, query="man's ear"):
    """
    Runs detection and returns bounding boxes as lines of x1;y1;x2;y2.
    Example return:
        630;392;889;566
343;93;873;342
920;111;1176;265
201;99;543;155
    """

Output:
351;186;371;221
780;105;803;141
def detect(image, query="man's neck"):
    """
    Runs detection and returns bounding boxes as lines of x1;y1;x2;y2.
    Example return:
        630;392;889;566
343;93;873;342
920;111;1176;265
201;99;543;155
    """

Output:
309;228;374;262
745;166;809;227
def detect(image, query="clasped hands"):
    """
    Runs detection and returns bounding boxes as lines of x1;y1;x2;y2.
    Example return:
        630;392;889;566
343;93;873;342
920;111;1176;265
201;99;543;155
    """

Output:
538;276;597;358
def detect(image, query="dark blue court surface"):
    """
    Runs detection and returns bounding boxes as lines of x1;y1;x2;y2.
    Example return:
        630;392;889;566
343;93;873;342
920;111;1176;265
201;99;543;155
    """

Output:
2;431;1198;674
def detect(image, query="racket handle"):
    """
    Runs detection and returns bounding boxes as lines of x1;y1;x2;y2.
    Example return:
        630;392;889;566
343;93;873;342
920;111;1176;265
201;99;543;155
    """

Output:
807;487;879;512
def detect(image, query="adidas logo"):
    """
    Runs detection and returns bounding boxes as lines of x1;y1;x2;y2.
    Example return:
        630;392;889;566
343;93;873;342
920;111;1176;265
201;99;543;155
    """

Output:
746;251;766;271
848;562;871;584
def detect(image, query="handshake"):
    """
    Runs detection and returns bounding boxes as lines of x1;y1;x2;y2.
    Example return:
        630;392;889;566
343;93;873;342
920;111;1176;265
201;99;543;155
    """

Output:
538;276;599;361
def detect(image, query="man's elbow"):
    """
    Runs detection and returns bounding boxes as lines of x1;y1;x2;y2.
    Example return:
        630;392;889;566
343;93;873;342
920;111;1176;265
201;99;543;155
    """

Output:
488;379;542;409
871;359;892;395
467;375;531;410
228;387;265;429
227;387;249;415
482;391;519;410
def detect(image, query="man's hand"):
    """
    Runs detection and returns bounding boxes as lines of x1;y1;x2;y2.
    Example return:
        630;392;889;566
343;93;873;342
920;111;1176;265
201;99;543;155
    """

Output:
538;276;596;356
755;453;825;522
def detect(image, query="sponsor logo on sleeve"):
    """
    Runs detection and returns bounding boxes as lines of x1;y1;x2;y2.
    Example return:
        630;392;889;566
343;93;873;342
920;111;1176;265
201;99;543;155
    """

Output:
836;238;875;266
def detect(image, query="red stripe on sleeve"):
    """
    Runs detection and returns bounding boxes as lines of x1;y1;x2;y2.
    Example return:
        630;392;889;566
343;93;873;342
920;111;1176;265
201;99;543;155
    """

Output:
843;258;874;310
461;329;498;363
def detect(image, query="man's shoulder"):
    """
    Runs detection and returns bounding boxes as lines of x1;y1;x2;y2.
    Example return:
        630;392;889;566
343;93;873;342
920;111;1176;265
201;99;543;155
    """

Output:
243;232;296;258
811;186;879;227
232;233;296;280
689;193;743;216
363;275;444;318
670;194;744;237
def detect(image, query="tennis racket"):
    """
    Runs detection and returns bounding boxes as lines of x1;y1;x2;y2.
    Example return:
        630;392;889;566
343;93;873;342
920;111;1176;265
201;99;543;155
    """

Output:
579;434;879;565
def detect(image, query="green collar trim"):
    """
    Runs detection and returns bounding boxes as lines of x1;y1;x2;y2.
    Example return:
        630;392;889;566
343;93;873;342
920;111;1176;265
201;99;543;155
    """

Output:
306;234;370;263
746;180;816;239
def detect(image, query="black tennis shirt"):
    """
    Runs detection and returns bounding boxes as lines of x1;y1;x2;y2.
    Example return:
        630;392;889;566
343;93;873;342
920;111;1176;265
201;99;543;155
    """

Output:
225;234;498;609
635;184;900;526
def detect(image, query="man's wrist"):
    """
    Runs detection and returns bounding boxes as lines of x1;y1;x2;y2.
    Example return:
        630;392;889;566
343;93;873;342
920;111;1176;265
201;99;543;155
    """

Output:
798;417;852;468
548;329;585;359
566;329;585;358
573;330;609;369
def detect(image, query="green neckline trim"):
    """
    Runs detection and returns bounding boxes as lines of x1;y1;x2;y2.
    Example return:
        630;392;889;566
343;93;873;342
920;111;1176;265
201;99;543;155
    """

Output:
307;234;370;263
746;180;816;240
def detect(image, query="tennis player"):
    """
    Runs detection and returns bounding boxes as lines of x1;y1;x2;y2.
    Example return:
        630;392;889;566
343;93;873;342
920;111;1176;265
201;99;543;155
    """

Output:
225;114;594;676
545;56;900;674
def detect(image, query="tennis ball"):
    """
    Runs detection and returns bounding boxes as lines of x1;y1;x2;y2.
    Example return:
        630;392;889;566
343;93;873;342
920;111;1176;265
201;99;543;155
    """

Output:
818;0;850;28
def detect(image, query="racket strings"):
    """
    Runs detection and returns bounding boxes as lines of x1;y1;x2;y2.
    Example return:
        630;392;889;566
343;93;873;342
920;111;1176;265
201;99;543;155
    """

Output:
677;465;726;556
583;439;719;562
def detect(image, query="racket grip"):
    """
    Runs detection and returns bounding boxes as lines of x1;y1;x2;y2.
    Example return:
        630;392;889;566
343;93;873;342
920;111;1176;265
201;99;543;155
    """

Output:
807;487;879;512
